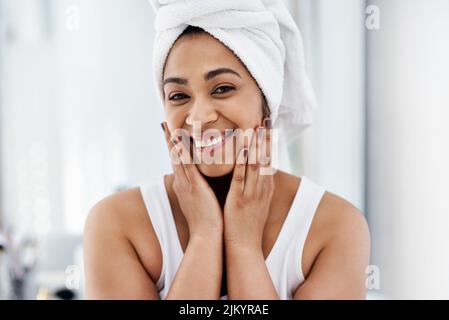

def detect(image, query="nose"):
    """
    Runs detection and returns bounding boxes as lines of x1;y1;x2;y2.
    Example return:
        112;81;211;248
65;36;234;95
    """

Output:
185;98;218;127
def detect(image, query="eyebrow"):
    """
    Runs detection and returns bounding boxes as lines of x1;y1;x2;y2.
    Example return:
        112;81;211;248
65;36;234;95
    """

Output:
163;68;241;86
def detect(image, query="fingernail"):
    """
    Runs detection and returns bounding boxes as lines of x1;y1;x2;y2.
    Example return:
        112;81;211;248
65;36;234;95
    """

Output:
160;122;165;131
265;118;273;129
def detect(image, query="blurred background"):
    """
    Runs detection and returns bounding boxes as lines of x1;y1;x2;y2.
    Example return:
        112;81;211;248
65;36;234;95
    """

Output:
0;0;448;300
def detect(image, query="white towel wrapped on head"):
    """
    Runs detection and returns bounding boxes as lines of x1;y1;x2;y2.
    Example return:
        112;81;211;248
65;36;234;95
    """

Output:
150;0;317;143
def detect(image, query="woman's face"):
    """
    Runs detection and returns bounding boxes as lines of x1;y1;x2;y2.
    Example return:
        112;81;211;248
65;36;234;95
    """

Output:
163;32;264;177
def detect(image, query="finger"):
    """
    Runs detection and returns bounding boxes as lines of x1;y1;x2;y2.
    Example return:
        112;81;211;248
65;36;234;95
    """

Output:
258;127;271;168
172;130;204;185
234;127;253;158
161;122;189;184
230;147;249;196
172;129;192;165
260;170;274;198
244;127;259;196
260;118;275;176
261;118;272;165
257;127;274;194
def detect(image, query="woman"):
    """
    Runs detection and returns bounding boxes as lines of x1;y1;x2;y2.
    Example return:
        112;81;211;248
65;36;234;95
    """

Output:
84;0;370;300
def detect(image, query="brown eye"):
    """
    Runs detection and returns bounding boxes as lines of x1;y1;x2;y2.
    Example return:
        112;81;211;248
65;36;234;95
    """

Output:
169;93;189;101
213;86;235;95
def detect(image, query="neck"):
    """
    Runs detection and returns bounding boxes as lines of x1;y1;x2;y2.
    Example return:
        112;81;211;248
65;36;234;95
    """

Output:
201;171;234;209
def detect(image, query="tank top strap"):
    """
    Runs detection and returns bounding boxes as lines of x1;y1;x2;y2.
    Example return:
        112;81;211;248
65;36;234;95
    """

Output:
139;174;183;296
265;175;326;299
290;176;326;280
267;176;326;258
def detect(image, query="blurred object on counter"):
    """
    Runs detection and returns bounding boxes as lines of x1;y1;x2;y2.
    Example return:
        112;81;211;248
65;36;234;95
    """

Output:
0;232;6;251
54;287;76;300
36;287;50;300
34;233;83;300
36;286;76;300
2;228;40;299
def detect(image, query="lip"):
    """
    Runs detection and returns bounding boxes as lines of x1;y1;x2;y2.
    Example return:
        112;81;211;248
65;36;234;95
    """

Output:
192;130;234;154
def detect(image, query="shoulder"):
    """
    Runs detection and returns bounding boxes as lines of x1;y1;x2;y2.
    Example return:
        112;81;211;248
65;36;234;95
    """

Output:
273;170;369;243
84;187;147;236
276;171;370;252
316;191;370;249
308;189;371;291
292;180;370;299
84;187;162;283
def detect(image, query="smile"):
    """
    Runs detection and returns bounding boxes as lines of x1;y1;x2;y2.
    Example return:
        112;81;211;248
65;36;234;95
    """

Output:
192;130;234;153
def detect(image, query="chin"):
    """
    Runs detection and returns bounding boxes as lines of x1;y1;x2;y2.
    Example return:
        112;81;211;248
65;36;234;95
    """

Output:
197;163;235;177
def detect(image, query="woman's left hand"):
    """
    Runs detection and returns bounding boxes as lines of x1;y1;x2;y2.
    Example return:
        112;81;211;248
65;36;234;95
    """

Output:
223;124;274;249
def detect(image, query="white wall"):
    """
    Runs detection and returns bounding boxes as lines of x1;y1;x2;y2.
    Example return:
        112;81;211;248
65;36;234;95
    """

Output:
293;0;366;211
1;0;169;234
1;0;64;236
366;0;449;299
55;0;167;233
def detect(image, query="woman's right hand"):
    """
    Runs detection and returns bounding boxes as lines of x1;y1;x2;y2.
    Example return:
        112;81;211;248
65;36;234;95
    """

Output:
161;122;223;238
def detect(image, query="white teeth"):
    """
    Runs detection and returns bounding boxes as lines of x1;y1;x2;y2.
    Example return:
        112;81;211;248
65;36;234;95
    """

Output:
195;135;223;148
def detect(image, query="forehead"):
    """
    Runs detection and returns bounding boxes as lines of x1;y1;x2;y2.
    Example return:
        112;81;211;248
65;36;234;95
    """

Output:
163;33;250;78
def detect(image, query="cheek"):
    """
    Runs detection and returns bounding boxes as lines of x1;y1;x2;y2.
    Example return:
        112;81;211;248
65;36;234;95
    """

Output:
217;97;262;129
164;107;188;129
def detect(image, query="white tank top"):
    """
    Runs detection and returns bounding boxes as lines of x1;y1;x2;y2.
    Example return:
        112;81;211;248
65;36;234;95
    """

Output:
139;174;325;300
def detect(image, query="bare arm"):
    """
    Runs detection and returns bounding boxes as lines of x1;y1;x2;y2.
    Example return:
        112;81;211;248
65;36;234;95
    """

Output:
83;198;159;300
225;243;279;299
293;203;371;300
84;194;223;300
165;232;223;299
